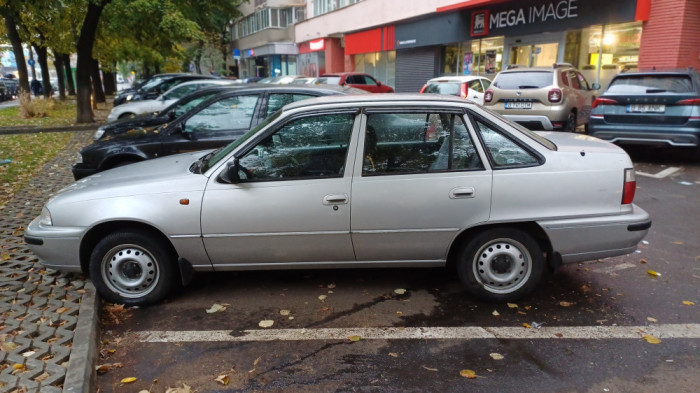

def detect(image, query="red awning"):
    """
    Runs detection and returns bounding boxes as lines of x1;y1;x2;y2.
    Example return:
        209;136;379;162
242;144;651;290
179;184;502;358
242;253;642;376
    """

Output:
436;0;508;13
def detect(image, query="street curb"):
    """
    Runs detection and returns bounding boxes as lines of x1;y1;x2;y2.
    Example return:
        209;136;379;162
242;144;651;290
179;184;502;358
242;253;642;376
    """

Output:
63;281;100;393
0;124;102;135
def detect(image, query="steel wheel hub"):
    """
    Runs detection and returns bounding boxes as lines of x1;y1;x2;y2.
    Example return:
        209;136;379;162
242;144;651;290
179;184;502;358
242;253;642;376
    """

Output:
102;245;159;298
473;239;532;294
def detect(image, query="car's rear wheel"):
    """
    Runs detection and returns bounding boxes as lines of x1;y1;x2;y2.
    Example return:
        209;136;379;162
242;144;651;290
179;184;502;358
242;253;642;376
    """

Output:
457;228;544;302
89;230;177;306
562;111;577;133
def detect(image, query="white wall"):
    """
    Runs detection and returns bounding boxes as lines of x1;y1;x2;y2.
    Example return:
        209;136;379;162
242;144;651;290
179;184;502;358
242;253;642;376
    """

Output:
296;0;462;42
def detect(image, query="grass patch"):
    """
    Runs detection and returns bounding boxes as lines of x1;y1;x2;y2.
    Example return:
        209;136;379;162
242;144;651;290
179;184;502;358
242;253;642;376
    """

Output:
0;99;77;128
0;132;74;207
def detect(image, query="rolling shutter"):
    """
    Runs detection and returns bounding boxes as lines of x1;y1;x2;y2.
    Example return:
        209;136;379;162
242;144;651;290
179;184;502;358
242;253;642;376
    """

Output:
395;47;439;93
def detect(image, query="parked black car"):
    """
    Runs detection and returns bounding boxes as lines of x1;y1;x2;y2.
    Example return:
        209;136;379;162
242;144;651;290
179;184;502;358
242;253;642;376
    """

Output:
94;85;246;141
73;84;366;180
588;68;700;149
113;74;215;106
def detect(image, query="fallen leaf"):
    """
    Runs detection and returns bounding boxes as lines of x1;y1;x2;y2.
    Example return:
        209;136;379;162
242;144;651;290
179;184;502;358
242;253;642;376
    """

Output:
258;320;274;328
647;317;658;323
394;288;406;295
554;333;564;338
507;303;518;308
1;253;10;261
492;310;500;316
489;353;504;360
460;369;477;379
559;301;573;307
22;350;36;357
328;283;336;289
34;372;50;382
165;384;193;393
389;352;399;358
13;364;24;371
639;258;647;264
121;377;137;383
280;309;291;316
642;334;661;344
96;364;112;374
139;391;150;393
348;335;361;342
672;241;684;245
682;301;695;305
206;303;228;313
215;374;229;385
318;295;327;301
422;366;438;371
517;311;527;315
56;307;69;314
253;356;262;367
522;323;532;328
647;270;661;277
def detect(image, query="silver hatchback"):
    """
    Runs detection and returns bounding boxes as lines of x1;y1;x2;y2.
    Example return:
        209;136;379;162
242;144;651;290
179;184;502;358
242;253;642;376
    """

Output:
25;95;650;306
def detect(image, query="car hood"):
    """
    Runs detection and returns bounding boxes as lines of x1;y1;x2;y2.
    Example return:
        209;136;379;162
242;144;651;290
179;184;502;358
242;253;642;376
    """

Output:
51;151;210;204
536;132;628;154
100;124;167;142
101;113;165;134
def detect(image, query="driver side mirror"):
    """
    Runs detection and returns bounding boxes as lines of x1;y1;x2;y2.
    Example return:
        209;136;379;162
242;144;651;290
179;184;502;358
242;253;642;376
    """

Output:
376;81;382;86
591;83;601;91
168;110;177;120
220;158;241;184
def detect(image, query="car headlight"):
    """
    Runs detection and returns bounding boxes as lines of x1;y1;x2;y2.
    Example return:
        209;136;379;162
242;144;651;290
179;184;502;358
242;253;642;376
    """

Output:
93;127;106;140
39;207;52;226
126;94;134;101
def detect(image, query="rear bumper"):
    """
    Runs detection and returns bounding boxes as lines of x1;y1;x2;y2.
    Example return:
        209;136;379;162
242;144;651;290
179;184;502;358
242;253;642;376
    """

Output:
588;118;700;147
502;114;555;130
538;204;651;264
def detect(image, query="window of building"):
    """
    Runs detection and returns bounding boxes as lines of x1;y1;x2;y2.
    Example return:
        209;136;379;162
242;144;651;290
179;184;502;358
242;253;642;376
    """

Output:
353;51;396;89
313;0;363;17
441;37;504;78
231;6;306;40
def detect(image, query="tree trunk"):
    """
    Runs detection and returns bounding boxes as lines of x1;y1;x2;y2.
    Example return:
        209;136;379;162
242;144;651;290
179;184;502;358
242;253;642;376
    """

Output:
62;54;76;95
52;54;67;99
2;10;30;94
143;64;151;78
33;44;52;98
103;70;116;95
154;63;161;74
91;58;105;103
76;0;110;123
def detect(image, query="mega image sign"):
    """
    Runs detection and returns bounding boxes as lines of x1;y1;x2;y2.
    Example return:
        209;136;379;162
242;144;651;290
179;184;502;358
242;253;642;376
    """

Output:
470;0;637;37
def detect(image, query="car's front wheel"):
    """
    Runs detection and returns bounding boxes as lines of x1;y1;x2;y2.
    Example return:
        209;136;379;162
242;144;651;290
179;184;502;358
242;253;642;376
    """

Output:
457;228;544;302
89;230;177;306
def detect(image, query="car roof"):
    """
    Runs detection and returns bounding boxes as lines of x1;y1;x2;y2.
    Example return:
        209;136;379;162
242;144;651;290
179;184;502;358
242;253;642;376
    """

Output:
319;72;368;77
284;93;470;111
426;76;487;83
226;83;367;95
166;79;234;88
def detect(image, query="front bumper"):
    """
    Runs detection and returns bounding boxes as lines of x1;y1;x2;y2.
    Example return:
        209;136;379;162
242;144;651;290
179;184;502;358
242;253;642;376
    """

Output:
24;217;86;273
538;204;651;264
71;163;98;180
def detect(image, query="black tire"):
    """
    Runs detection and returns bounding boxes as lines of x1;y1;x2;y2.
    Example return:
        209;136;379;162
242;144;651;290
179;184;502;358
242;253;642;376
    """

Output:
89;230;177;306
563;111;577;133
457;228;544;302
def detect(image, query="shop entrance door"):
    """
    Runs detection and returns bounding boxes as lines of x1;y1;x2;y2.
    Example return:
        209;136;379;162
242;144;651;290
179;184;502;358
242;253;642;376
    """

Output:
510;42;559;67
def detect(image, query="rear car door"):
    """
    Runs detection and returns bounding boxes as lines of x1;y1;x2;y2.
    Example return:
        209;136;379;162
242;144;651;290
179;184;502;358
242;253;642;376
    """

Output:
350;107;492;263
201;111;359;266
468;79;485;105
163;94;261;155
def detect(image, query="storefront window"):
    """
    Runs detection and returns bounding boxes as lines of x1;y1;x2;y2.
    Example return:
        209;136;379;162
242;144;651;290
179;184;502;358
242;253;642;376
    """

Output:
568;21;642;89
299;52;325;77
441;37;504;78
353;51;396;88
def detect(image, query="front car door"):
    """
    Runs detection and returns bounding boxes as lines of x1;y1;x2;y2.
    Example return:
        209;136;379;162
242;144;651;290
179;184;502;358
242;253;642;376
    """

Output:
350;107;492;264
163;94;261;155
201;110;360;267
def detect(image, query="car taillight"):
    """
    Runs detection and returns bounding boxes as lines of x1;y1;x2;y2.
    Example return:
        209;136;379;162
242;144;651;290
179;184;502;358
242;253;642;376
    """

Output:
548;88;562;103
622;168;636;204
460;83;468;99
592;98;618;109
419;84;427;93
484;89;493;103
677;98;700;105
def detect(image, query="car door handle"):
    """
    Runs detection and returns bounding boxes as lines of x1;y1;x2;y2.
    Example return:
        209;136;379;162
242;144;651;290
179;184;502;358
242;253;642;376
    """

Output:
323;194;348;205
449;187;475;199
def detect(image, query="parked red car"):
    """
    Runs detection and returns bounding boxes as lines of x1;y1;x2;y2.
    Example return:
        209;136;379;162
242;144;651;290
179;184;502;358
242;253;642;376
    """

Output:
317;72;394;93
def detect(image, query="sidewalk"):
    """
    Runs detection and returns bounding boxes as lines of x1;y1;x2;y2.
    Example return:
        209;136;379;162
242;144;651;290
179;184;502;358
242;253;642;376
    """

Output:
0;131;98;392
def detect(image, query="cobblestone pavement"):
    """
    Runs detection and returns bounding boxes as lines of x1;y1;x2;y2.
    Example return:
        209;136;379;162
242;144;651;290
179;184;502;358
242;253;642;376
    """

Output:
0;131;94;392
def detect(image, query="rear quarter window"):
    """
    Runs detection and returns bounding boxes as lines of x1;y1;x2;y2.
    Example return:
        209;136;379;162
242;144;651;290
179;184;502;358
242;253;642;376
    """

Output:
608;75;693;93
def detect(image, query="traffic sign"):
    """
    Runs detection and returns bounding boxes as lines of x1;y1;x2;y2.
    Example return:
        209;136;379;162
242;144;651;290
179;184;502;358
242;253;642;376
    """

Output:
27;58;35;66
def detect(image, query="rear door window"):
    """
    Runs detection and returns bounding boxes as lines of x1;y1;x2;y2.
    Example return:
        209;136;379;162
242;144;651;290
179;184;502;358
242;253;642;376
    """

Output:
468;80;484;93
266;93;316;117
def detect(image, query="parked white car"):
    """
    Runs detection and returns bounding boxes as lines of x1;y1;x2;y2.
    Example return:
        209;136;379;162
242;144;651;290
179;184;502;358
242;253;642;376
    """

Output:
25;94;650;306
107;79;235;122
420;75;492;105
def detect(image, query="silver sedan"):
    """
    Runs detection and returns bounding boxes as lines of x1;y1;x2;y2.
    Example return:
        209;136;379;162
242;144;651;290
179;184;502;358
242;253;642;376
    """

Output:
25;94;650;306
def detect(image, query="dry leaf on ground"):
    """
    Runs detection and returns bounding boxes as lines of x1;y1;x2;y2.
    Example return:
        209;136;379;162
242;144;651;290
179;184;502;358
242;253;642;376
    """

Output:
348;335;361;342
647;270;661;277
522;323;531;328
121;377;137;383
642;334;661;344
422;366;438;371
165;384;193;393
389;352;399;357
682;300;695;306
206;303;228;313
460;369;477;379
507;303;518;308
647;317;658;323
215;374;229;385
559;301;573;307
259;320;274;328
318;295;327;301
489;353;504;360
492;310;500;316
394;288;406;295
280;309;291;316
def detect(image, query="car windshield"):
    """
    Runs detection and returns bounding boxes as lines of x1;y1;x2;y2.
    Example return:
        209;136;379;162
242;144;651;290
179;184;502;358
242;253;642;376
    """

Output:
424;82;460;95
200;110;283;172
140;77;166;92
316;76;341;85
607;75;693;93
493;72;553;89
478;106;557;151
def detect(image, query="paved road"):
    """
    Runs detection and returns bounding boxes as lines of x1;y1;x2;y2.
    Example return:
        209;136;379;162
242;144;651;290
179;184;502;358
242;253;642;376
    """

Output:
93;146;700;393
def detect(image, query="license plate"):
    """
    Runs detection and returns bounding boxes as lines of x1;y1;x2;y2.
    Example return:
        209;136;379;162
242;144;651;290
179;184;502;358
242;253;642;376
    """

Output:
505;102;532;109
627;104;665;113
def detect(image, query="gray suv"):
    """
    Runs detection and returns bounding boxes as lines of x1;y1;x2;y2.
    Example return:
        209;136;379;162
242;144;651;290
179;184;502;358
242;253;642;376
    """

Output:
484;64;600;132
